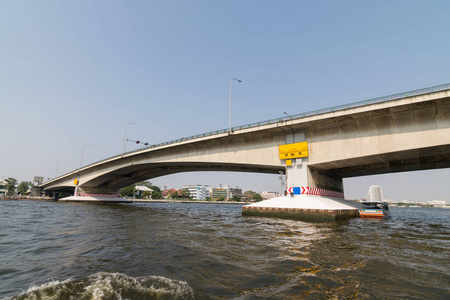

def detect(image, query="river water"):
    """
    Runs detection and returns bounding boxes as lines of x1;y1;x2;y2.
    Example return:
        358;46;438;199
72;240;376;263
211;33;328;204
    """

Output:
0;200;448;299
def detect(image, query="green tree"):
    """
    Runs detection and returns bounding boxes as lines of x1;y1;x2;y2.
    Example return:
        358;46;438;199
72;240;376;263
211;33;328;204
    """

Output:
152;190;163;199
167;189;178;199
180;188;191;200
120;185;136;197
244;190;256;199
17;181;31;195
217;195;225;201
142;191;151;199
149;186;162;199
205;197;212;201
253;193;263;202
5;177;18;195
232;195;241;202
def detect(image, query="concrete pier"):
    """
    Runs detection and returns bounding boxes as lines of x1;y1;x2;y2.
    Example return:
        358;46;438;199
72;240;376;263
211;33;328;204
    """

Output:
59;194;132;203
242;195;360;221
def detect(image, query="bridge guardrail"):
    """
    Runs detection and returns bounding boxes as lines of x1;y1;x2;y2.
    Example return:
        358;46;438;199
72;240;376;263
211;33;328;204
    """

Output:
53;82;450;181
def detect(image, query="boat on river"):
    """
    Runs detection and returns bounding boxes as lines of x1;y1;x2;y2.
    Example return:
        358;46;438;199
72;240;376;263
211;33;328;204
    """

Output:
358;201;390;218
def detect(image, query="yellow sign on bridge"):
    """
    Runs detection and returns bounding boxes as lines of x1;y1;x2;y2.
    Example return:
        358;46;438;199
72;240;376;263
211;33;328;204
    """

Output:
279;142;308;160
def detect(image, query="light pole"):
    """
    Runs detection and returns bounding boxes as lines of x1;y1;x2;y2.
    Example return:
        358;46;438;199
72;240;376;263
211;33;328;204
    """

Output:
229;78;242;132
284;112;292;119
126;139;149;146
122;122;136;155
80;144;92;168
55;159;65;178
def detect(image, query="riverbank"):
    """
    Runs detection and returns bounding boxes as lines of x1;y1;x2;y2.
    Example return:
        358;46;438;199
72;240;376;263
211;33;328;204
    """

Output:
0;196;55;201
0;196;251;205
131;199;251;205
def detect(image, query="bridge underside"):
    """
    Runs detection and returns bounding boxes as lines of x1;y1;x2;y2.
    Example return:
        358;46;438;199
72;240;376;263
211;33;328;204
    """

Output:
46;143;450;195
310;144;450;178
45;162;284;194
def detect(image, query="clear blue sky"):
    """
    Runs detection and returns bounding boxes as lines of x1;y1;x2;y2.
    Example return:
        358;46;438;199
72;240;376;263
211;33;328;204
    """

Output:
1;1;449;202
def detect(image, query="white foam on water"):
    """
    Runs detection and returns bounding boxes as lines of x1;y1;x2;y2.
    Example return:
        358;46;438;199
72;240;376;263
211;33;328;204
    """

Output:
7;272;194;300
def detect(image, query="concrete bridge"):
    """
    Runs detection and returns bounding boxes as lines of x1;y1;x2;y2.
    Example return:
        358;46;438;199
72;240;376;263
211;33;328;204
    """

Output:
41;83;450;200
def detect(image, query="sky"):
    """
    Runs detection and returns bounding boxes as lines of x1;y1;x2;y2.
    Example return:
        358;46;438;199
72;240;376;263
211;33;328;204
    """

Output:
1;1;449;202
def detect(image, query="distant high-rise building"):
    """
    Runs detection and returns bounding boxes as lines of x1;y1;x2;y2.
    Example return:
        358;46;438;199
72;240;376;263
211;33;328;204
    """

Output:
367;185;384;202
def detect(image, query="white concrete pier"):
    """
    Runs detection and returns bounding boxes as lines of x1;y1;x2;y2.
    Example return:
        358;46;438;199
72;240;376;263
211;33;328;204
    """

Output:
242;195;360;221
59;194;132;203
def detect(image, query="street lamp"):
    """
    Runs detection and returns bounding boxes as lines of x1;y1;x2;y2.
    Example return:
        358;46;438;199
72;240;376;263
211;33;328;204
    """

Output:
80;144;92;168
122;122;136;155
229;78;242;132
55;159;65;178
284;112;292;119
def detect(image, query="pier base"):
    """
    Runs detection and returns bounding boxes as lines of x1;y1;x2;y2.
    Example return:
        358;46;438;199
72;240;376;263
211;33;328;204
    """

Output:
242;195;359;221
59;194;132;203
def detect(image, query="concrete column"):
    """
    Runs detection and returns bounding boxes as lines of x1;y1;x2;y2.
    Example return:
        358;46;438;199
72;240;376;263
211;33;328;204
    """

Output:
284;133;309;188
307;167;344;193
30;186;42;197
285;157;309;188
284;132;344;194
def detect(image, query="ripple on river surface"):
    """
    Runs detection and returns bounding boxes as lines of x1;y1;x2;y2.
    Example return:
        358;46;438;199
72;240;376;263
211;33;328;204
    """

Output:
0;200;448;299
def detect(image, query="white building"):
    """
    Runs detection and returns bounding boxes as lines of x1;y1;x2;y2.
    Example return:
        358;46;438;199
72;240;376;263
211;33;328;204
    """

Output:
367;185;384;202
135;186;153;198
427;200;446;207
0;179;7;196
182;184;209;200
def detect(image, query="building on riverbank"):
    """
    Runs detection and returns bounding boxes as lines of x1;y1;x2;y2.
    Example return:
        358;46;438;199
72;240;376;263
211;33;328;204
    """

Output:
182;184;209;200
0;180;7;196
209;185;242;200
225;185;243;200
427;200;446;207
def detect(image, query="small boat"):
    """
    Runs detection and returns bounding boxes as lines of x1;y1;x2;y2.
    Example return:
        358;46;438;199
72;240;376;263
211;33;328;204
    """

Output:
358;201;390;218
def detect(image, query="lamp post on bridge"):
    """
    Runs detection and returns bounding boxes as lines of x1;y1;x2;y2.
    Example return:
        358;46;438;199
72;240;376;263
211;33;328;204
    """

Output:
55;159;65;178
126;139;149;148
229;78;242;132
122;122;136;155
80;144;92;168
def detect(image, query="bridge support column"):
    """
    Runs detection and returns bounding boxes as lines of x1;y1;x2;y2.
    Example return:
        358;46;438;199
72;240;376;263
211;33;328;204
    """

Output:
285;158;308;188
283;133;344;195
285;159;343;194
307;168;344;194
284;132;308;188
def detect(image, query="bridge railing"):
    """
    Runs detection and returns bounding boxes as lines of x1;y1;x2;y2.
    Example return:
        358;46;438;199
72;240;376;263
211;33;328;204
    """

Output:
57;82;450;180
138;82;450;150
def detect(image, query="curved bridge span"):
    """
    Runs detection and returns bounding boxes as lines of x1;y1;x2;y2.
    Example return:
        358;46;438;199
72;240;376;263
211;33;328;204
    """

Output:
41;83;450;196
44;130;285;195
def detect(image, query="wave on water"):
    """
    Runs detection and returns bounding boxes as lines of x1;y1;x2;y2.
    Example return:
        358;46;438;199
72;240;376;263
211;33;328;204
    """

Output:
6;272;194;300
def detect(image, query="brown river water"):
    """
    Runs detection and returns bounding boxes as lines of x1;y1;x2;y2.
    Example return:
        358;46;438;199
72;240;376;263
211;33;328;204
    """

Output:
0;200;448;299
